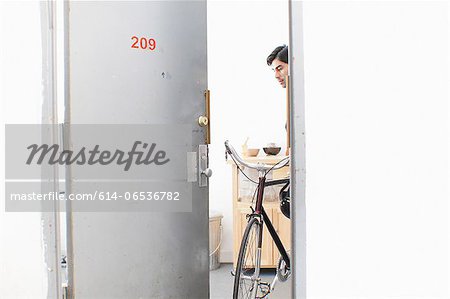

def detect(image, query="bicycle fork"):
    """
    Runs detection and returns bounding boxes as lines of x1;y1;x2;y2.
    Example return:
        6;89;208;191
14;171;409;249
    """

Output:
250;247;262;298
242;218;263;299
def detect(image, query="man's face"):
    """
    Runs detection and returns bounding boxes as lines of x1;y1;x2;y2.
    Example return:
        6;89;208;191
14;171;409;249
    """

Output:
271;58;288;88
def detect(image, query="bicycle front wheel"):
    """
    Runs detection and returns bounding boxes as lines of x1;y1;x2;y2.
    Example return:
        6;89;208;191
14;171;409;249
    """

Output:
233;216;262;299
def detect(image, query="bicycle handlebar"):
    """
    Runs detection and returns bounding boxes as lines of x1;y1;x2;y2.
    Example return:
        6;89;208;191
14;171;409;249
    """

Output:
224;140;289;172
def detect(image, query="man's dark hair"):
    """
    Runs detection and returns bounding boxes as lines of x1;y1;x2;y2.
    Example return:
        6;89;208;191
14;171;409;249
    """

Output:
266;45;288;66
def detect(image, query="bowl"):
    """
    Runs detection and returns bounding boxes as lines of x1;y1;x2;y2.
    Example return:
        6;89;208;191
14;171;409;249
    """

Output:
263;147;281;155
246;148;260;157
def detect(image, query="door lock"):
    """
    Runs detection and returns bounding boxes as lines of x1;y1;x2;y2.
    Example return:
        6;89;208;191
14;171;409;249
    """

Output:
198;116;209;127
197;90;211;144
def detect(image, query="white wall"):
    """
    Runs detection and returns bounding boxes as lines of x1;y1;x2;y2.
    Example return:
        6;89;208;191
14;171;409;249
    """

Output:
207;0;289;262
0;1;47;298
302;1;449;298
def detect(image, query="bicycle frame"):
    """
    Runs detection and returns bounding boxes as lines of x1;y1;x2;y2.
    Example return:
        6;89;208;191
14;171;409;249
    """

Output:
253;176;290;270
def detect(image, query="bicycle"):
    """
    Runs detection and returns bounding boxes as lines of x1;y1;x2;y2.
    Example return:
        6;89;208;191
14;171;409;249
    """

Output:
225;140;291;299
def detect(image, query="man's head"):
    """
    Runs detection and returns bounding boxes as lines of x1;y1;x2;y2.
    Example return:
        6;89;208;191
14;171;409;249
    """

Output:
267;45;288;88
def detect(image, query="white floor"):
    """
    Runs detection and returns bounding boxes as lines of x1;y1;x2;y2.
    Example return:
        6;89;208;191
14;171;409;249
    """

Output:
210;263;292;299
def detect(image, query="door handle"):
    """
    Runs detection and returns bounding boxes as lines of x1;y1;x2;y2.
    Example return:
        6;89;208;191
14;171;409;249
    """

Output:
201;168;213;178
198;144;212;187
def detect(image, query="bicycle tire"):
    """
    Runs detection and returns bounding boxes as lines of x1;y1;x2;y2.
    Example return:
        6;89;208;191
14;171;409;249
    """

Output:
233;216;262;299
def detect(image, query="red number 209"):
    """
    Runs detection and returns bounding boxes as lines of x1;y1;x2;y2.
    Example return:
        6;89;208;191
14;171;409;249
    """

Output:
131;36;156;51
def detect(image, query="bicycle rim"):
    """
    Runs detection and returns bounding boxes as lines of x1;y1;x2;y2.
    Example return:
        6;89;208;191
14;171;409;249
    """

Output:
233;217;262;299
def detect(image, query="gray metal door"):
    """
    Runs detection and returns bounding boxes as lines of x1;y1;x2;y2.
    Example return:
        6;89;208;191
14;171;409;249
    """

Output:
65;1;209;298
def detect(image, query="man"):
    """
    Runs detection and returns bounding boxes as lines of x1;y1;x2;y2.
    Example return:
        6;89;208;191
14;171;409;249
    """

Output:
267;45;291;219
266;45;288;88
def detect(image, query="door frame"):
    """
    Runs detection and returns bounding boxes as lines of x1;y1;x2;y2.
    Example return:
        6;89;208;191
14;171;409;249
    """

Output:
289;1;307;298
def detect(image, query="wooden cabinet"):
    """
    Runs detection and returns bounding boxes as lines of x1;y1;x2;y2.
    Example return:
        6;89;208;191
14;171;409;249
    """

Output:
230;156;290;268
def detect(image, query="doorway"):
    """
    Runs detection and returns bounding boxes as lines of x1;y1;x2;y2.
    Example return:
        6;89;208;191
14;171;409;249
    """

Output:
207;1;292;298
